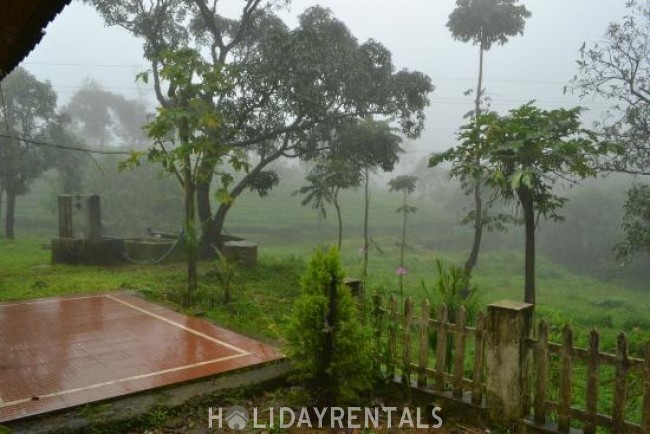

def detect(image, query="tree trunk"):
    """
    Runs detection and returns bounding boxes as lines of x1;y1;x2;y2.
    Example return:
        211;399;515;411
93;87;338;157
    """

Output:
200;146;287;252
180;113;197;308
334;190;342;251
399;191;407;299
320;275;338;406
184;175;198;309
362;169;370;282
517;186;536;305
464;40;486;276
5;186;16;239
196;162;217;258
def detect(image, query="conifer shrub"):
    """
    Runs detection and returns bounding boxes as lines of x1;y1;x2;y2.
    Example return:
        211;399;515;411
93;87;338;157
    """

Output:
285;247;377;405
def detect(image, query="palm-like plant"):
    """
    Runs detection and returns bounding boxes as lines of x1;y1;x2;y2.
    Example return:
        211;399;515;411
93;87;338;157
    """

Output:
295;161;360;250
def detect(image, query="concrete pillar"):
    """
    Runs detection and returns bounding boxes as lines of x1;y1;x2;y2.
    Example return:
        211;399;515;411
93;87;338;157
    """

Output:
88;195;101;241
486;300;534;426
58;195;72;238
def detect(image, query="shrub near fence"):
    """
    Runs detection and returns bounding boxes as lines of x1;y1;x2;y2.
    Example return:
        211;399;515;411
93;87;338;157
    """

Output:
371;294;650;434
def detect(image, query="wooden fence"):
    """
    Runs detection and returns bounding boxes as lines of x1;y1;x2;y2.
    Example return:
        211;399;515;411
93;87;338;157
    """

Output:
372;294;650;434
373;294;487;404
524;322;650;434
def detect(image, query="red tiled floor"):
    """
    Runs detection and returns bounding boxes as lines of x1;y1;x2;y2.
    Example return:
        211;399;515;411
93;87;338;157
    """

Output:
0;293;283;423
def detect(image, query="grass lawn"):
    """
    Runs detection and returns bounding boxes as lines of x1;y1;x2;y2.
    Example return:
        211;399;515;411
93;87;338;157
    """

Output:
2;236;649;355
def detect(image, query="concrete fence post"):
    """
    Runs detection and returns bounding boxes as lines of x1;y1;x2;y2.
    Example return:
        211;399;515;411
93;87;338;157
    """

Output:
486;300;534;427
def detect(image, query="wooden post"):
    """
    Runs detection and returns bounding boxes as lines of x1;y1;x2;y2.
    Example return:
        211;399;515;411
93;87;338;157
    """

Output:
533;320;549;425
402;297;413;385
88;194;101;241
58;195;72;238
613;332;629;434
642;342;650;434
558;325;573;433
344;278;364;312
453;306;467;398
471;311;485;405
388;294;398;379
486;300;534;426
418;299;430;388
435;303;448;391
372;295;383;357
584;329;600;434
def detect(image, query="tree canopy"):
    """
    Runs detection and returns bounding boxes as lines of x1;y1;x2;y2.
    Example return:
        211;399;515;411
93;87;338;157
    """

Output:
445;0;530;276
447;0;531;51
84;0;433;247
616;184;650;261
572;0;650;175
0;68;71;238
431;103;612;303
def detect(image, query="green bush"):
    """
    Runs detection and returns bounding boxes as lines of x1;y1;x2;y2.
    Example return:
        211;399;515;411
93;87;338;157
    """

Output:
422;259;479;375
285;247;376;405
421;259;479;323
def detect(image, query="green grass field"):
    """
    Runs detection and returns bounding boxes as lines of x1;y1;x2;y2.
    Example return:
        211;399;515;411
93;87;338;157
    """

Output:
4;169;650;353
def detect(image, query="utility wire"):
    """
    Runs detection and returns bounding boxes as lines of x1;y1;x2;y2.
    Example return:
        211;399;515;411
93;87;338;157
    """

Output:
0;133;138;156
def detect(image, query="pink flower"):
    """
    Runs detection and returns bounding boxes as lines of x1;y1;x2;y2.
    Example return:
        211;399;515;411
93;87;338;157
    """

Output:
396;266;407;276
358;246;366;256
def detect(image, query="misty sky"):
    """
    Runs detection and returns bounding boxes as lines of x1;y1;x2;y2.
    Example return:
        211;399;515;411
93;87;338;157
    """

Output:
21;0;630;163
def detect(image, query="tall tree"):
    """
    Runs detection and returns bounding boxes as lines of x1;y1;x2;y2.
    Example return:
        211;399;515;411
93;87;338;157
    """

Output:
123;48;240;307
570;0;650;268
616;184;650;261
294;160;360;250
446;0;530;275
388;175;418;300
342;119;403;282
301;118;403;277
0;68;64;238
432;103;611;304
64;79;148;148
572;0;650;176
85;1;433;252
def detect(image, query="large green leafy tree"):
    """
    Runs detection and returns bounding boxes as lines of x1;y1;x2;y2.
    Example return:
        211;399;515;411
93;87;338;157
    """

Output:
124;48;242;307
572;0;650;176
337;119;403;282
571;0;650;263
85;0;433;253
296;118;403;271
432;103;610;304
0;68;69;239
446;0;530;275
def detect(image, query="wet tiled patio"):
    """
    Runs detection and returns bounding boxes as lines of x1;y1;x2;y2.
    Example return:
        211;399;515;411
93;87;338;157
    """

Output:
0;293;282;423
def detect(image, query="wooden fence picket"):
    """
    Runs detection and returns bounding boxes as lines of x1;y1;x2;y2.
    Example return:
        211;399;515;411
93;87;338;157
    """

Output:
534;320;549;425
584;329;600;434
418;299;430;388
435;303;448;391
558;325;573;433
402;297;413;384
613;332;629;433
453;306;467;398
388;294;397;378
471;311;485;405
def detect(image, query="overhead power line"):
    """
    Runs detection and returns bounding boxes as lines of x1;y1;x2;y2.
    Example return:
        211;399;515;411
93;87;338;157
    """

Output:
0;133;137;156
23;61;148;69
